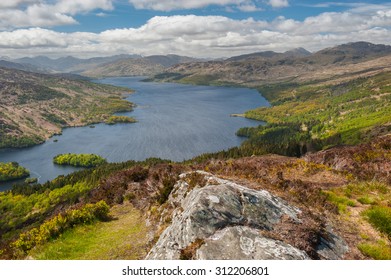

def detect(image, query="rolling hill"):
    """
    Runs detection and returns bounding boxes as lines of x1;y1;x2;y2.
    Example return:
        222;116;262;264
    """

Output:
0;67;134;148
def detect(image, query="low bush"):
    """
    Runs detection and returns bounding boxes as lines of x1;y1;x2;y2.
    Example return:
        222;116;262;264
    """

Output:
12;201;110;255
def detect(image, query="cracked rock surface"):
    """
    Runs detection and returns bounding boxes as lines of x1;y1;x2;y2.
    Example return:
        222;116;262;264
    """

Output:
146;172;346;260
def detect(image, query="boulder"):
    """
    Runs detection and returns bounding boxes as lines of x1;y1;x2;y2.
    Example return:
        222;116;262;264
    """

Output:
197;226;309;260
147;171;347;260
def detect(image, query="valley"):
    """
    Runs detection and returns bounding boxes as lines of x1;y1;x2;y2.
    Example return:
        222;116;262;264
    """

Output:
0;41;390;261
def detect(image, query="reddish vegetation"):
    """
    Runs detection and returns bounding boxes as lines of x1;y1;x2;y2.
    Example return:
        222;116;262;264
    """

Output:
305;135;391;183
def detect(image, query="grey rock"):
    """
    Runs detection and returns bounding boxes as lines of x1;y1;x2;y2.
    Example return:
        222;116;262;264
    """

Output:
146;172;304;260
197;226;310;260
317;227;349;260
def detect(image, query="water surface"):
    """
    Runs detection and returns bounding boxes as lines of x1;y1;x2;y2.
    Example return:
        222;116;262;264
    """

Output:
0;77;269;190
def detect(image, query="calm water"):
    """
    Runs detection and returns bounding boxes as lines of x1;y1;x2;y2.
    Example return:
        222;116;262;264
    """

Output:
0;77;269;190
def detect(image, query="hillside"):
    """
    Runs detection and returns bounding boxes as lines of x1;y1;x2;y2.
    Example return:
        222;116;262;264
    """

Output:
0;135;389;260
0;67;134;148
12;54;137;74
151;42;391;86
1;42;390;260
82;55;201;78
146;42;391;157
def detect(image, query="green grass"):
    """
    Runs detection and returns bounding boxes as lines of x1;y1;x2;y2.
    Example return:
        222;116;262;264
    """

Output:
363;206;391;239
358;240;391;260
323;182;391;259
29;202;148;260
324;182;391;214
323;191;356;213
357;196;376;205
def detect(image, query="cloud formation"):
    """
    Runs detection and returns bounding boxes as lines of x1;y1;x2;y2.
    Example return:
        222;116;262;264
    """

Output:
127;0;282;12
268;0;289;8
0;4;391;58
0;0;113;29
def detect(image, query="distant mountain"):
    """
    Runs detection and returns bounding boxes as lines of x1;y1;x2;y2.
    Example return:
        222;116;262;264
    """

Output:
151;41;391;86
317;41;391;58
226;51;281;62
0;60;48;73
284;47;312;57
82;54;202;78
226;48;311;62
12;54;139;73
302;41;391;65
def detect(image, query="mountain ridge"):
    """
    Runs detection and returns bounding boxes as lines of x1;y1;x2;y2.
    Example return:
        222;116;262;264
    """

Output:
11;54;138;74
150;41;391;86
81;54;203;78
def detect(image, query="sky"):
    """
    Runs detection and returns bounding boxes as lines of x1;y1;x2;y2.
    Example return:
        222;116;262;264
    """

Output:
0;0;391;58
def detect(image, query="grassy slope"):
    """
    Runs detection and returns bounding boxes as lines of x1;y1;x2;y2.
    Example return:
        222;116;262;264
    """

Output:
0;67;134;149
324;181;391;259
30;202;148;260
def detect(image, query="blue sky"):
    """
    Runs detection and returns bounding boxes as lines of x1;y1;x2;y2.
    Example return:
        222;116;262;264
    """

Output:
54;0;388;32
0;1;391;58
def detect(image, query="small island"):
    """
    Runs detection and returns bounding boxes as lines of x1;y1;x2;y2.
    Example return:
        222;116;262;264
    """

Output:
53;153;107;168
0;162;30;182
25;177;38;184
105;115;136;125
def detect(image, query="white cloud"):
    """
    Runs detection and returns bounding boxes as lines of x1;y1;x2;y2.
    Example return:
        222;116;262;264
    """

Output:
268;0;289;8
238;3;263;12
54;0;113;15
0;0;40;9
0;28;70;48
128;0;264;12
0;0;114;29
127;0;289;11
1;5;391;58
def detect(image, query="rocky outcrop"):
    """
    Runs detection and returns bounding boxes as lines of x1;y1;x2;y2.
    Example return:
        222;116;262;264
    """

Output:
196;226;308;260
146;171;348;260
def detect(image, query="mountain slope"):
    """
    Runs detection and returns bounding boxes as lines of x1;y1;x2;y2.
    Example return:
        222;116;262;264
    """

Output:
151;42;391;86
82;54;201;78
13;54;138;74
0;60;47;73
0;67;133;148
